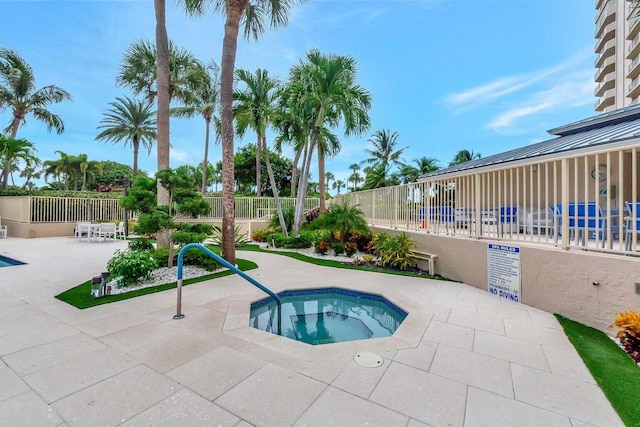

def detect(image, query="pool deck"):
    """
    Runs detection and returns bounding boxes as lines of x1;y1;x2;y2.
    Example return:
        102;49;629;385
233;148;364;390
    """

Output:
0;237;624;427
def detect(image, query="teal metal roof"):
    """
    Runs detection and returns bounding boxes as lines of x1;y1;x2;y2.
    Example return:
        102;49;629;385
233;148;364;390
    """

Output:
420;105;640;179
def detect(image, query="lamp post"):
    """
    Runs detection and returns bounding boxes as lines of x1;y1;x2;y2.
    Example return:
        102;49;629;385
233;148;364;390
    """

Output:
123;176;130;237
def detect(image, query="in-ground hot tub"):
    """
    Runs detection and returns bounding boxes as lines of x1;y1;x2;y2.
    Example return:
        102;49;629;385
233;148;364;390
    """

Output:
249;287;408;345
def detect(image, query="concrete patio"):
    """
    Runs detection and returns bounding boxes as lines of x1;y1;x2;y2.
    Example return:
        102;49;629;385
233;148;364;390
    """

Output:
0;237;624;426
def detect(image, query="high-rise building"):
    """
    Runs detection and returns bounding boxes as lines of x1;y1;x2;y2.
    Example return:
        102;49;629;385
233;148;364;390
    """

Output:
595;0;640;112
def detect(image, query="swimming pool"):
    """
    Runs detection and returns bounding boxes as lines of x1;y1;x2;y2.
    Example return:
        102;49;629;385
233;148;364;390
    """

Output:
250;287;407;345
0;255;25;268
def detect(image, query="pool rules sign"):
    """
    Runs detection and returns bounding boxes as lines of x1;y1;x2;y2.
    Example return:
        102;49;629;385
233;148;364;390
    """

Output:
487;244;521;303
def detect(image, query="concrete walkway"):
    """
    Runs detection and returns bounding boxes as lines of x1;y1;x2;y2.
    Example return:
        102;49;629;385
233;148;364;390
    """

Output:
0;237;624;427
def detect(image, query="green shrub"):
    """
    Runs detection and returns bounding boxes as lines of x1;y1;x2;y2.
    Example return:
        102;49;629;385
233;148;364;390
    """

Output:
128;238;154;252
348;231;373;252
373;233;415;271
345;241;358;257
152;247;170;268
272;231;313;249
314;239;331;255
107;249;158;287
332;242;345;256
269;206;295;232
182;247;220;271
308;202;369;242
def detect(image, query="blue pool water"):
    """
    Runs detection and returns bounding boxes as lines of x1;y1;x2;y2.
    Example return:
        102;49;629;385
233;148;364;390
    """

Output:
0;255;25;268
250;288;407;345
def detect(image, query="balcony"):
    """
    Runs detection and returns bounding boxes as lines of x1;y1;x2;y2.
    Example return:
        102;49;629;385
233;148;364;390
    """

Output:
629;56;640;80
595;1;616;39
595;76;615;97
594;55;616;83
595;21;616;54
628;75;640;98
596;0;604;12
629;14;640;41
629;0;639;19
594;89;616;112
595;39;616;67
628;33;640;59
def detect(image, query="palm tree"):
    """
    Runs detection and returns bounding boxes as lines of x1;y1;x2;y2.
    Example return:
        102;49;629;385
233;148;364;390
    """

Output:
19;156;41;189
325;171;334;192
43;151;76;190
0;135;37;190
71;154;103;191
171;61;220;194
287;49;372;233
398;156;440;184
363;163;395;190
117;39;203;236
95;96;157;176
180;0;303;264
349;163;360;191
0;48;72;138
449;149;481;166
361;129;406;172
332;179;345;195
234;68;289;234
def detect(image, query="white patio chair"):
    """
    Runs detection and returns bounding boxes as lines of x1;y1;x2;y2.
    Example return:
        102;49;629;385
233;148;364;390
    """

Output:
116;222;126;240
0;217;7;239
75;222;92;241
95;222;117;242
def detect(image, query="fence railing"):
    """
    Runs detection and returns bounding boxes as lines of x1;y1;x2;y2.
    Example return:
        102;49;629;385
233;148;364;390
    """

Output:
334;144;640;256
0;196;319;224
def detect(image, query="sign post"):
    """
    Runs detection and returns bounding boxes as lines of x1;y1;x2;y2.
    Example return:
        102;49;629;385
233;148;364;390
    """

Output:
487;244;521;303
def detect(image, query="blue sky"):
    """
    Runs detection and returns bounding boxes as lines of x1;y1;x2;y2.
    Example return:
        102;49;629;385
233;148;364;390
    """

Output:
1;0;596;193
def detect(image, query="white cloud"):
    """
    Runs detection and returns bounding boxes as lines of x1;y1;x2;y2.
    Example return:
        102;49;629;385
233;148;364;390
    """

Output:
487;70;595;131
170;149;190;163
444;48;593;113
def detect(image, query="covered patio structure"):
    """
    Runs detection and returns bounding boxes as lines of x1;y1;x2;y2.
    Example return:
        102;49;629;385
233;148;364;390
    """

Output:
334;105;640;330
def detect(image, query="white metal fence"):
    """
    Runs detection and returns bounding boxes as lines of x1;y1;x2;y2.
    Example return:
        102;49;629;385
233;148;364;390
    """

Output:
334;145;640;256
1;196;319;224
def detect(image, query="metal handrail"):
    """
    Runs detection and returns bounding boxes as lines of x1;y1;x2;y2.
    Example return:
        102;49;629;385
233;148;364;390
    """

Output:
173;243;282;334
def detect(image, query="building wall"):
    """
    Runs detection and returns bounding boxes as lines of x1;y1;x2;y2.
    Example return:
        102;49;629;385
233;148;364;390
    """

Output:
372;226;640;332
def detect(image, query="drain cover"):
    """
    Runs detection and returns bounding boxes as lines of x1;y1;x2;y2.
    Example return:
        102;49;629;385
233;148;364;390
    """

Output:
354;352;384;368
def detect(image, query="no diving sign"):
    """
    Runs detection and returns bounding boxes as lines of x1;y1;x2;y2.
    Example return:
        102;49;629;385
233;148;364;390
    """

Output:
487;244;521;303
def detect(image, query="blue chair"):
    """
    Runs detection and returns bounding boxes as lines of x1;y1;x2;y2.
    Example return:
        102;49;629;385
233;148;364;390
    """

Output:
561;202;616;248
499;206;517;236
625;202;640;251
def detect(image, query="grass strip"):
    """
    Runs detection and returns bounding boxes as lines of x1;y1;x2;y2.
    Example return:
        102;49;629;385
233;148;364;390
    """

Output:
55;258;258;309
556;314;640;427
238;244;451;281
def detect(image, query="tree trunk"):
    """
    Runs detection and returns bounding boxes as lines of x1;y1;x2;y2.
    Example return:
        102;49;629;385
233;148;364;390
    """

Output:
255;133;261;197
154;0;171;248
291;147;301;197
293;129;319;234
263;137;287;236
220;1;247;264
10;115;21;138
318;145;326;211
201;117;211;194
132;136;140;176
1;161;8;190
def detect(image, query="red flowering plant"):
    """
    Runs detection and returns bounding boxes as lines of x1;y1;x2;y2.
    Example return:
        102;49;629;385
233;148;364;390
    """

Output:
314;239;331;255
345;242;358;257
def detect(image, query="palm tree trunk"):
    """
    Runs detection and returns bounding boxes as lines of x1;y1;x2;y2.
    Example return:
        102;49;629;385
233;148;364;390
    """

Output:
132;136;140;176
1;161;9;190
263;137;287;236
318;145;326;211
291;147;301;197
255;133;261;197
201;118;211;194
293;129;319;234
220;1;247;264
154;0;171;248
9;116;21;139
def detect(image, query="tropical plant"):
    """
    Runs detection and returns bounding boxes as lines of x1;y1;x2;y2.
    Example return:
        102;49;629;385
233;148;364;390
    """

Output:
373;233;415;271
42;151;76;191
0;48;72;138
0;135;37;190
348;163;361;191
344;241;358;257
180;0;304;265
314;239;331;255
208;226;250;247
332;179;345;195
325;171;334;192
72;153;103;191
106;249;159;287
171;61;220;193
398;156;440;184
309;201;369;243
363;162;397;189
268;205;295;233
272;231;313;249
287;49;372;232
95;96;157;176
449;149;481;166
332;241;345;256
609;310;640;363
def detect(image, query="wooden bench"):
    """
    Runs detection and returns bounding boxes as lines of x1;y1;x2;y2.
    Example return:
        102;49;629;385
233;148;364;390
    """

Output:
409;250;437;275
